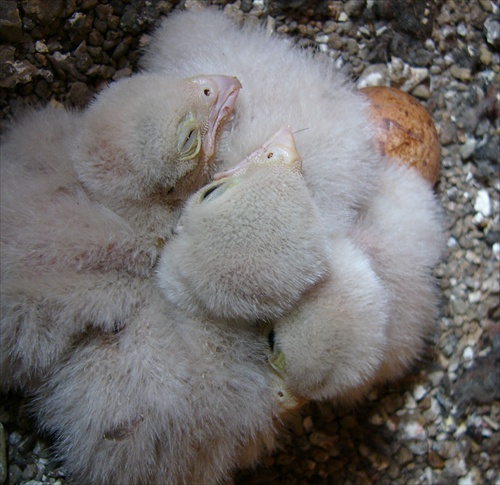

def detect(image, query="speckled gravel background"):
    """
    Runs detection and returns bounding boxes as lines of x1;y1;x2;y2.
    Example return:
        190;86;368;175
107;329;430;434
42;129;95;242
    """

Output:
0;0;499;484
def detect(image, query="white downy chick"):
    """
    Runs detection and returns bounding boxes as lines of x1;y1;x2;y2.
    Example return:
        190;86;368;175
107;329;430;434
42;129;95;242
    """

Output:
142;9;446;403
33;285;285;485
32;132;313;485
141;8;384;235
157;126;329;323
158;124;444;404
0;72;241;389
270;162;445;403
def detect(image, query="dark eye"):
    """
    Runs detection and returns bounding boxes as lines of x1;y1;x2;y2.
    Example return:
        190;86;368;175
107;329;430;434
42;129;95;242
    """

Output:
184;129;196;147
199;178;237;203
201;184;220;200
204;88;211;97
200;182;229;203
267;329;275;351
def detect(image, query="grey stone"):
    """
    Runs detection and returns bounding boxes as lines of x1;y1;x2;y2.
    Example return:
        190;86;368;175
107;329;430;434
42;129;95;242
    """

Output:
0;59;38;88
344;0;366;18
21;0;63;26
484;17;500;47
67;81;93;107
0;0;23;42
344;38;358;55
74;42;93;73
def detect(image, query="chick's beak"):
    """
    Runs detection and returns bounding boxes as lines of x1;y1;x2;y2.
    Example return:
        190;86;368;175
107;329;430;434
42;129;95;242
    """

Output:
214;126;302;181
203;75;242;159
264;125;302;172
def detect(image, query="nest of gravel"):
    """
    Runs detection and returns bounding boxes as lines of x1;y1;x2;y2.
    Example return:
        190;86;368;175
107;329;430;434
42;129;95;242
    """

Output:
0;0;499;484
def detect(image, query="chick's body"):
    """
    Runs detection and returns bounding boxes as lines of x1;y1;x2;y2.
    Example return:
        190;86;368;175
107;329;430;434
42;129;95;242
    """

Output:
33;130;308;485
0;72;241;389
35;288;280;485
272;162;445;402
144;10;446;402
158;127;329;323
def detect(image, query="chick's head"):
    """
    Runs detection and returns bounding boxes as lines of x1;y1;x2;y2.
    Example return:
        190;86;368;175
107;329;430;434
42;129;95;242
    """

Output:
157;127;329;324
74;73;241;208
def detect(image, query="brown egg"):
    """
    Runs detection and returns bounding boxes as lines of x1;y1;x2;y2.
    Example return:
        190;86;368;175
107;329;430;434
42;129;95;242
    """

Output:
359;86;440;185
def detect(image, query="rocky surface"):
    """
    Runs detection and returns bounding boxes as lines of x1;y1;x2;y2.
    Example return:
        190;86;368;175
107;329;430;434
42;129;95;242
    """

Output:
0;0;499;484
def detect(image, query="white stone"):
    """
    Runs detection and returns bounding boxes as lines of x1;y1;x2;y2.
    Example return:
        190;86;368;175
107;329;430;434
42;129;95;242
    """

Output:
493;242;500;261
460;136;477;160
457;22;468;37
454;422;468;438
474;189;491;217
403;421;427;440
356;64;389;88
483;415;500;431
52;51;69;62
442;25;455;39
458;467;482;485
35;41;48;53
428;371;444;387
485;17;500;47
425;38;436;50
465;251;481;264
315;35;329;44
463;346;474;361
68;12;85;26
482;277;500;293
405;392;417;409
413;385;428;401
472;212;485;225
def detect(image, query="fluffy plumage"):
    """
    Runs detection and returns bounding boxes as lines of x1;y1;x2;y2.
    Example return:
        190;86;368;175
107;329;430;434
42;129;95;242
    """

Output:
157;127;329;322
142;8;384;235
33;134;308;485
144;9;446;402
0;72;241;389
34;285;283;485
271;163;445;403
9;9;446;483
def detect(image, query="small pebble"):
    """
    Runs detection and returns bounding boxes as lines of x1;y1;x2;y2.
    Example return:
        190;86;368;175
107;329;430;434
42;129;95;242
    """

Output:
413;385;428;402
403;422;427;441
474;190;491;217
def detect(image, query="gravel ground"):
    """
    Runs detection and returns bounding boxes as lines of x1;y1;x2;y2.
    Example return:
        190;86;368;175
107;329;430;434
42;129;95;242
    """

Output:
0;0;499;484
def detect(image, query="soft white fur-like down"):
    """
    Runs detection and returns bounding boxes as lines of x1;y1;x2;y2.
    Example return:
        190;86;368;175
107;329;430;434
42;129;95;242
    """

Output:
32;132;307;485
142;7;384;235
157;128;330;323
35;283;282;485
0;73;238;389
273;162;445;402
14;8;446;484
144;9;446;402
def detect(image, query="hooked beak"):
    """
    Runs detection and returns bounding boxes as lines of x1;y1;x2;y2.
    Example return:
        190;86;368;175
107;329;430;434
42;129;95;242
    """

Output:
214;126;302;181
203;75;242;160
